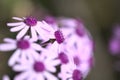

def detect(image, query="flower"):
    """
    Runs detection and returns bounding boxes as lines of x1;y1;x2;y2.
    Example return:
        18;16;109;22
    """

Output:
13;45;60;80
58;42;92;78
2;75;10;80
0;36;42;66
109;26;120;55
109;37;120;55
59;18;93;48
58;61;83;80
7;17;55;41
112;25;120;37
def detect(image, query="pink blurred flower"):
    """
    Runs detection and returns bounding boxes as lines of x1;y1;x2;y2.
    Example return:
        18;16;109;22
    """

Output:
109;26;120;55
109;37;120;55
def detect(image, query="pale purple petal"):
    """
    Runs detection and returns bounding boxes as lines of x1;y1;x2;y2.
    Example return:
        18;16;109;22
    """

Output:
10;24;25;32
31;27;38;41
12;17;23;21
8;49;21;66
27;73;36;80
3;38;15;43
7;22;23;27
14;71;29;80
13;64;29;71
31;43;42;51
28;49;40;60
36;74;44;80
44;72;58;80
49;60;60;66
0;43;16;51
46;64;56;72
16;26;29;39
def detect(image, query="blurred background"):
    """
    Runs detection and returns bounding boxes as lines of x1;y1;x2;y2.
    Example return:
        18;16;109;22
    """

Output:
0;0;120;80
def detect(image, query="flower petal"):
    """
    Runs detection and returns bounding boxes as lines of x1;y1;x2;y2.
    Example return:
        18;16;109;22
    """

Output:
0;43;16;51
3;38;15;43
16;26;29;39
8;49;21;66
7;22;23;27
31;43;42;51
14;71;29;80
44;72;58;80
12;17;23;21
36;74;44;80
10;24;25;32
31;27;38;41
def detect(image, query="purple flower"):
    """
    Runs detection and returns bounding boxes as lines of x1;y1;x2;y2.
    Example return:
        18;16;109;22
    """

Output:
109;26;120;55
7;17;55;41
0;36;42;66
58;62;84;80
109;37;120;55
13;47;60;80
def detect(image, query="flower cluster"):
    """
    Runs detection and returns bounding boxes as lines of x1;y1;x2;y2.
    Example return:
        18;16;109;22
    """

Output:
0;16;94;80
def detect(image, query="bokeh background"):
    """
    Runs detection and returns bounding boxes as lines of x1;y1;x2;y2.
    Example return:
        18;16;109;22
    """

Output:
0;0;120;80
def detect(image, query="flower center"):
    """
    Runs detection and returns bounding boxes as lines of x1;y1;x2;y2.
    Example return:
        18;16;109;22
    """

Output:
33;61;45;72
58;52;69;64
72;69;82;80
24;17;37;26
54;30;64;44
75;26;85;37
17;39;30;49
73;56;80;66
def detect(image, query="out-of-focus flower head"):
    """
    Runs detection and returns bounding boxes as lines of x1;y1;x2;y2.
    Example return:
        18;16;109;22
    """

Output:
109;25;120;55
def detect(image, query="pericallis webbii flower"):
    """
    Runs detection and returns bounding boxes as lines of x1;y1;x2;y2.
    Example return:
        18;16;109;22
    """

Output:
7;17;55;41
57;17;94;79
1;16;94;80
13;43;60;80
0;36;42;66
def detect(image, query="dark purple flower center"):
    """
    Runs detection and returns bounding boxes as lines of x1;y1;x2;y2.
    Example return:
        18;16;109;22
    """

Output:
75;26;85;37
54;30;64;44
17;39;30;49
58;52;69;64
73;56;80;66
33;61;45;72
72;69;82;80
24;17;37;26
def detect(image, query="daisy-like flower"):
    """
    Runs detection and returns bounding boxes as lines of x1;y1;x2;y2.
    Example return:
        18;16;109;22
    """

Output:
7;17;55;41
58;61;84;80
59;18;92;48
13;44;60;80
0;36;42;66
2;75;10;80
60;42;92;78
38;22;65;45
